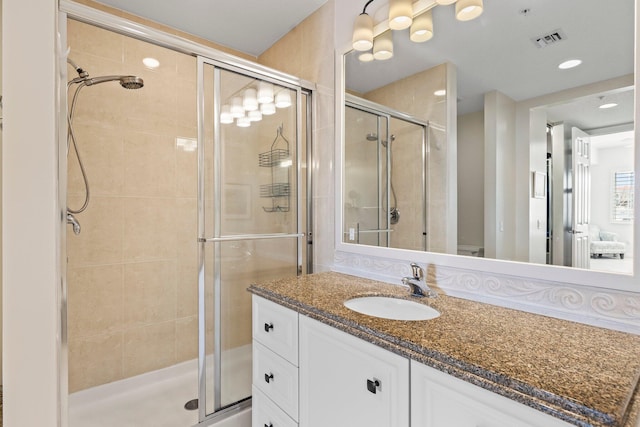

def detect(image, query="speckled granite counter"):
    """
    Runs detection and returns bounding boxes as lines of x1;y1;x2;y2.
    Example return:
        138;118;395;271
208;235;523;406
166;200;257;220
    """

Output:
248;271;640;427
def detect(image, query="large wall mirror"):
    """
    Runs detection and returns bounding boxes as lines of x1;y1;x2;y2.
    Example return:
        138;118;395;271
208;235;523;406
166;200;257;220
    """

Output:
337;0;638;290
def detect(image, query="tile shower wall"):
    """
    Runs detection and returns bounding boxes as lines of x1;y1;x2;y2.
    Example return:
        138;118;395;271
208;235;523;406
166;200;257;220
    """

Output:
364;64;450;253
258;0;336;272
66;19;199;392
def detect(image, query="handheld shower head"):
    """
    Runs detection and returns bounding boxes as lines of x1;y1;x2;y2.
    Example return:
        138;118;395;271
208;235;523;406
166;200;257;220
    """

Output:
84;75;144;89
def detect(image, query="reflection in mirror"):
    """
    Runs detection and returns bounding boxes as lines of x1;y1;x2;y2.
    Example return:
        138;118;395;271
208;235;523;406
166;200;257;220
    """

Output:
342;0;635;276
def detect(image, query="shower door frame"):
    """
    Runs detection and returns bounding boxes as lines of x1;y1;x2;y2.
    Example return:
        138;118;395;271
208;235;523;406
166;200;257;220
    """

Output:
345;95;430;251
58;2;315;426
196;56;314;423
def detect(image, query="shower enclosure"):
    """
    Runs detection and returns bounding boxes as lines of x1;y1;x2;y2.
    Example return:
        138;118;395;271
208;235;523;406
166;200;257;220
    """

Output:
197;58;312;419
62;6;312;427
344;95;428;251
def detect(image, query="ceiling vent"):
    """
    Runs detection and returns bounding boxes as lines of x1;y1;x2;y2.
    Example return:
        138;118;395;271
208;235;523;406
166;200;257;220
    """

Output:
532;29;567;48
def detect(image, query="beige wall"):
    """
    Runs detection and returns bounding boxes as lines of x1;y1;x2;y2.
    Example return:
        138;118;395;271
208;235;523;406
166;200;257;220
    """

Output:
457;110;484;249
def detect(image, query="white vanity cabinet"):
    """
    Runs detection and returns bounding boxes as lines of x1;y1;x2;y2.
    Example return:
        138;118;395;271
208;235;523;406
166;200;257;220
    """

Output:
411;361;572;427
298;315;410;427
252;296;300;427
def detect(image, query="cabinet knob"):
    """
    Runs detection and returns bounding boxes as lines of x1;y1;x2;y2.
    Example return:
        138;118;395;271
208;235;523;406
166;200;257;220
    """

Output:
366;378;381;394
264;322;274;332
264;372;274;383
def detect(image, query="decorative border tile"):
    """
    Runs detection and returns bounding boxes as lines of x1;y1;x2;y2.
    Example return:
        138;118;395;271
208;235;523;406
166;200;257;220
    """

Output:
334;251;640;334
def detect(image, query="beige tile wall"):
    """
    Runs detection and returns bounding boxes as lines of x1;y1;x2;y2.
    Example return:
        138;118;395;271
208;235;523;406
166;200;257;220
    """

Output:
66;19;199;392
258;0;336;272
67;0;327;392
364;64;450;253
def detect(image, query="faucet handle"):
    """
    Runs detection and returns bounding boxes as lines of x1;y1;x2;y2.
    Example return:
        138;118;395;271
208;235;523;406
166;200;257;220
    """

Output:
410;262;423;280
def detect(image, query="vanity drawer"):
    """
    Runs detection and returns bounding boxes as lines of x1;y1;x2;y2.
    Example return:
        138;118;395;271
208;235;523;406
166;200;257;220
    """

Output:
252;386;298;427
253;295;298;365
253;340;299;421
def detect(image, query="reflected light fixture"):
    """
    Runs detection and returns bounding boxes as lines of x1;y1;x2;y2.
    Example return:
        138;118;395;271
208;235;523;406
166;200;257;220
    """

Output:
410;10;434;42
261;102;276;115
456;0;483;21
354;0;483;63
275;90;292;108
373;30;394;60
389;0;413;30
236;116;251;128
142;57;160;69
229;97;245;118
243;88;258;111
220;105;234;124
434;89;446;96
257;81;274;104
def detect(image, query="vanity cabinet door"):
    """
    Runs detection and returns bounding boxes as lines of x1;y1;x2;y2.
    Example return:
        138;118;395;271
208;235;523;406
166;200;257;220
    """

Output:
299;315;409;427
411;361;572;427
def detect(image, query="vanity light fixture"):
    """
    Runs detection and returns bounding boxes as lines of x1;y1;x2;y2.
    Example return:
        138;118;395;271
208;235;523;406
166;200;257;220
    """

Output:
257;81;274;104
410;10;434;42
354;0;483;62
389;0;414;30
220;105;234;124
229;96;245;118
248;110;263;121
261;102;276;115
456;0;483;21
359;51;375;62
373;30;394;60
236;116;251;128
558;59;582;70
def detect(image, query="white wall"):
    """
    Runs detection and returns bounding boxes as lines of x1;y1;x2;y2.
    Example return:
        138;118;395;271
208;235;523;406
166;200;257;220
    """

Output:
457;111;484;248
2;1;62;427
484;91;516;260
527;108;548;264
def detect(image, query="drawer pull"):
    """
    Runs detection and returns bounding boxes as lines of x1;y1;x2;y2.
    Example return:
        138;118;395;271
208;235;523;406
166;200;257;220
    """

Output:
367;378;381;394
264;372;274;383
264;322;274;332
264;424;273;427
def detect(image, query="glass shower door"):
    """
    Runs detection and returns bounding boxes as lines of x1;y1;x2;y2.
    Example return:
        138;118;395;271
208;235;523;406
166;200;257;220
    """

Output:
198;58;307;420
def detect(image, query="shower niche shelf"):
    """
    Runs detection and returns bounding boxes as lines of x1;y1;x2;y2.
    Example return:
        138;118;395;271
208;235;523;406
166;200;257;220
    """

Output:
260;125;291;213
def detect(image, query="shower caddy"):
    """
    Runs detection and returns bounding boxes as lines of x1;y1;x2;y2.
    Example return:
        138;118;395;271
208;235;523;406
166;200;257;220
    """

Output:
259;124;291;212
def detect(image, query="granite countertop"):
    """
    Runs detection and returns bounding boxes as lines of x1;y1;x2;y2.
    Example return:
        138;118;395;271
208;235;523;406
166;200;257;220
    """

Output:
248;271;640;427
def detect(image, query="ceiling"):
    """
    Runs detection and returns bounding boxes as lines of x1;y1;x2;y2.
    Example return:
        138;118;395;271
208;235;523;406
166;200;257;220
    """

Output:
345;0;634;125
95;0;328;57
93;0;634;131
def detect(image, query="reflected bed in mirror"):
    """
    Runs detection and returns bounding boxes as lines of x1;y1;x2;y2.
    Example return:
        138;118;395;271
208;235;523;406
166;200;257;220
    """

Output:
341;0;635;277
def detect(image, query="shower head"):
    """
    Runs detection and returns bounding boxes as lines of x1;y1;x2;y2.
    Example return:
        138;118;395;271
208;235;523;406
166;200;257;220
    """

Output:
84;75;144;89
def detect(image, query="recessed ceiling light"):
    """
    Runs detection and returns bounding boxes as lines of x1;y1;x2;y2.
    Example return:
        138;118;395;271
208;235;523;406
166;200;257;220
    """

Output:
142;57;160;69
599;102;618;109
558;59;582;70
434;89;446;96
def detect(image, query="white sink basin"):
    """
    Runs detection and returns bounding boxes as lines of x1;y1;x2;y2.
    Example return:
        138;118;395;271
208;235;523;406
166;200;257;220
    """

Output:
343;296;440;321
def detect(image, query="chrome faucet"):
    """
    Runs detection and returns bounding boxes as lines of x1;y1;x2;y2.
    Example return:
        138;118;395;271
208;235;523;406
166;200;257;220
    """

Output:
402;262;437;298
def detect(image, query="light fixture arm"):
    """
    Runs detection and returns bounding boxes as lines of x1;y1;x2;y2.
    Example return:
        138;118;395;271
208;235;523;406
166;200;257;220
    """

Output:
361;0;377;14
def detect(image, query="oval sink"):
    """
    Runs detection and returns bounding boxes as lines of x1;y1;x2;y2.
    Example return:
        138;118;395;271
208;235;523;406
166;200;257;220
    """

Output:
344;296;440;321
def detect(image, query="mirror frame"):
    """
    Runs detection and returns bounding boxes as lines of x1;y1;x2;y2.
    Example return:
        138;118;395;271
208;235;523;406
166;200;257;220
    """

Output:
334;1;640;293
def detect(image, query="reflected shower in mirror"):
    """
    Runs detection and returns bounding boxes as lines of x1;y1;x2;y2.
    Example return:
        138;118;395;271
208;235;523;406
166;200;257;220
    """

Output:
342;0;635;275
